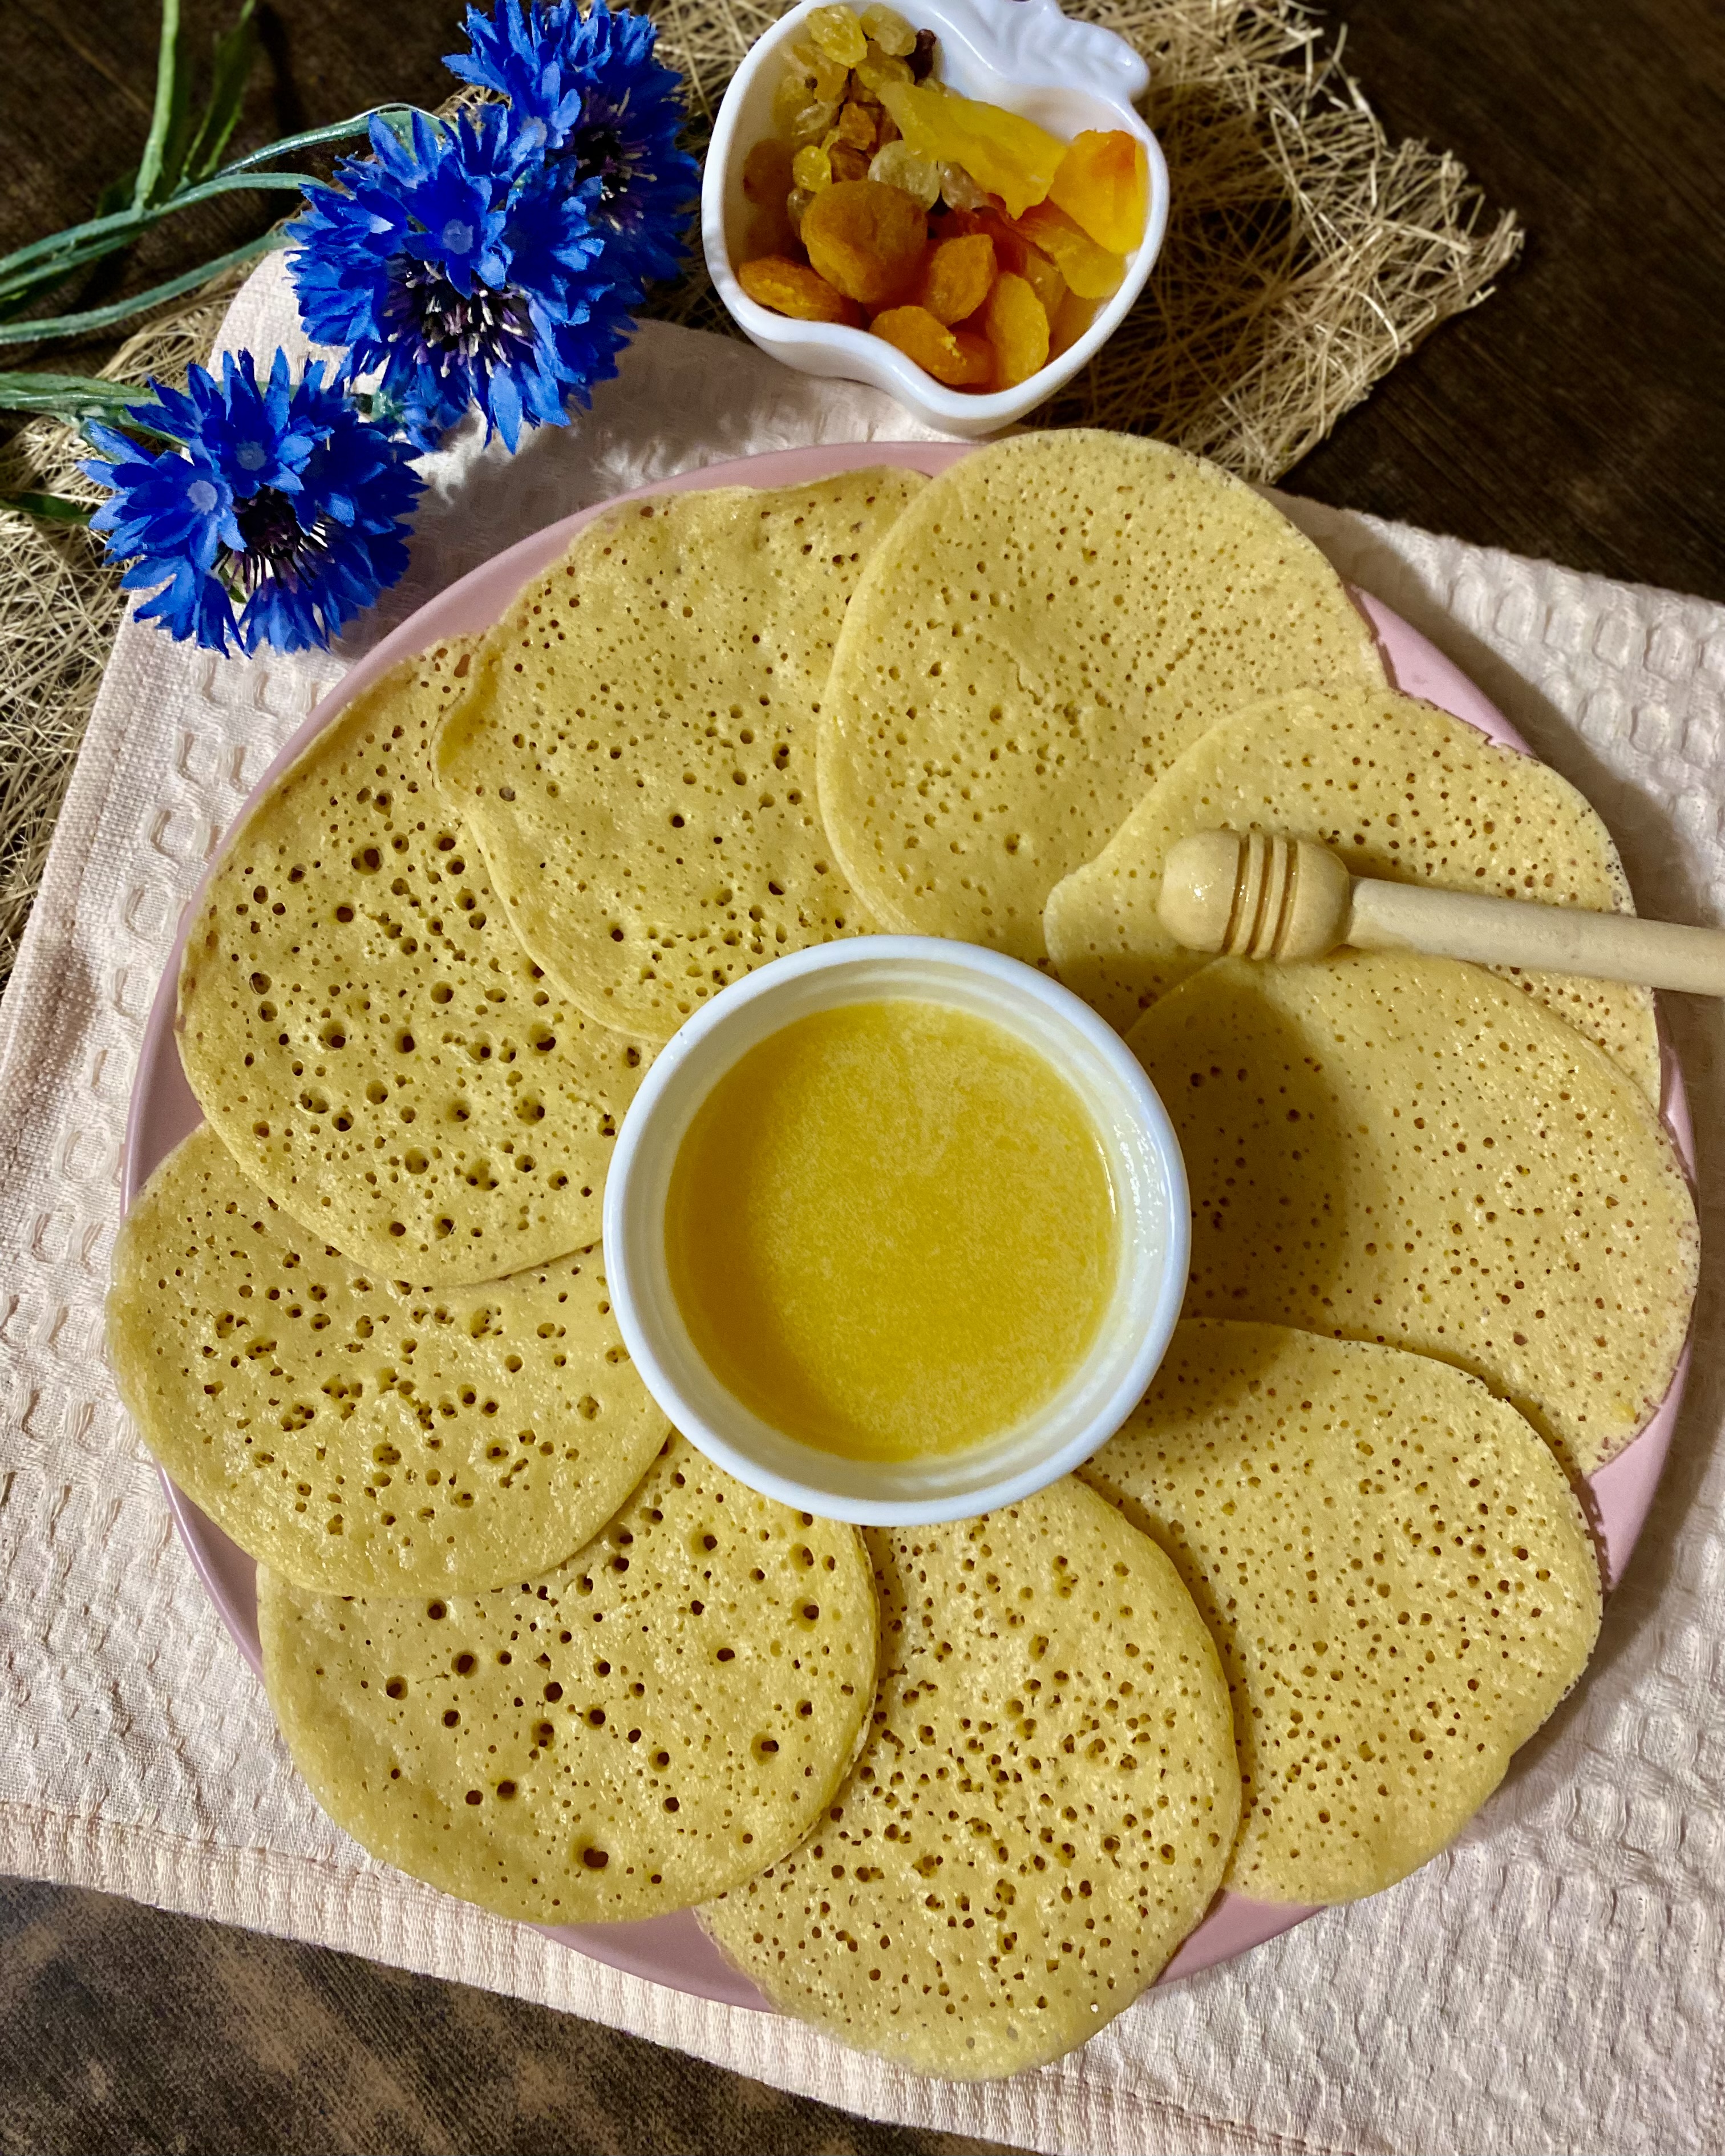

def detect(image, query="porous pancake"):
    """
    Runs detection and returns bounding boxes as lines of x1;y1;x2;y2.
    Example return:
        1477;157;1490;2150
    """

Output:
259;1438;877;1922
1127;952;1697;1475
434;472;926;1040
1084;1321;1602;1904
702;1481;1239;2080
817;430;1386;962
108;1124;670;1595
1043;685;1662;1099
177;641;650;1282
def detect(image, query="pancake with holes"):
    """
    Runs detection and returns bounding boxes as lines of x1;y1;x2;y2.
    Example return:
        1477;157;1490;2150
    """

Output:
816;430;1386;963
259;1437;878;1922
1084;1321;1601;1904
434;470;925;1041
108;1124;671;1595
1127;950;1697;1477
1042;682;1660;1098
702;1479;1239;2080
176;640;651;1283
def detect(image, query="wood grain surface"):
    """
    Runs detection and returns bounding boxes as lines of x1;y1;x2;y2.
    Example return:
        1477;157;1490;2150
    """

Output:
1;4;1721;2153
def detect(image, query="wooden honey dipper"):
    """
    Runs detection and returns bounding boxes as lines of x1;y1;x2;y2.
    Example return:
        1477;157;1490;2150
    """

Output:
1158;830;1725;994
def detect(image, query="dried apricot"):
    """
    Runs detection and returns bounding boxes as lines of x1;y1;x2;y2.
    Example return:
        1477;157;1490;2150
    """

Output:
982;272;1049;387
916;232;997;325
871;305;995;388
1048;130;1148;254
1012;201;1125;298
877;81;1064;218
737;254;864;326
801;179;928;304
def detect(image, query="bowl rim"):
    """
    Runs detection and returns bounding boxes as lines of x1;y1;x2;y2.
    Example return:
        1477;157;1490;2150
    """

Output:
699;0;1170;433
600;933;1192;1526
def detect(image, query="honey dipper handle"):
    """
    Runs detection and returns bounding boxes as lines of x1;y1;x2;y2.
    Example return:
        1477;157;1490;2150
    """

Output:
1345;878;1725;994
1158;830;1725;993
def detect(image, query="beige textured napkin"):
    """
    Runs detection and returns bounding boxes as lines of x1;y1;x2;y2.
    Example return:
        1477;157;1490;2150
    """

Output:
2;256;1721;2156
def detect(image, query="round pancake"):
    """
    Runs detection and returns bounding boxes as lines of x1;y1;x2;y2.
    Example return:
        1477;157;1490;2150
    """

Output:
1127;951;1698;1476
1043;683;1661;1101
434;471;926;1041
176;640;651;1282
703;1481;1240;2080
1084;1321;1602;1904
108;1124;671;1595
816;430;1387;962
259;1437;878;1923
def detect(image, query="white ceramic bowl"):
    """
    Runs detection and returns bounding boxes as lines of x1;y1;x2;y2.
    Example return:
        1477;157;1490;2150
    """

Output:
602;937;1189;1524
700;0;1168;437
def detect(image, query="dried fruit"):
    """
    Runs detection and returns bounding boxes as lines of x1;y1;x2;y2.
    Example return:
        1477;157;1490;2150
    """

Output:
1048;130;1149;254
860;5;917;58
788;35;851;103
785;186;817;233
878;80;1065;218
982;272;1050;387
830;144;871;184
743;136;795;205
774;78;842;145
856;46;914;95
1013;201;1126;298
938;160;989;211
908;26;938;80
803;179;929;304
868;140;941;209
793;141;834;192
837;100;877;151
737;254;864;326
1017;241;1067;320
870;305;994;387
916;232;997;325
806;3;869;68
1050;285;1100;356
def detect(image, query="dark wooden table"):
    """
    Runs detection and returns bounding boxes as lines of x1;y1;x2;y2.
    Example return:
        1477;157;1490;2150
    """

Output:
2;5;1721;2153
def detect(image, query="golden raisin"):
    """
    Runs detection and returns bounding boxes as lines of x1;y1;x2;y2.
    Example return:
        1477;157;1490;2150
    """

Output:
737;255;864;326
1048;130;1149;254
982;272;1049;387
743;137;795;205
860;4;917;58
830;144;872;184
916;232;997;325
802;179;928;305
806;4;868;68
870;305;994;388
837;101;877;152
1016;241;1067;321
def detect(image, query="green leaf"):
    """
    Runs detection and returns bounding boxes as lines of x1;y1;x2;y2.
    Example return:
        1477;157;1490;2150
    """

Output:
0;229;287;348
135;0;195;210
185;1;261;185
0;371;157;426
0;490;95;527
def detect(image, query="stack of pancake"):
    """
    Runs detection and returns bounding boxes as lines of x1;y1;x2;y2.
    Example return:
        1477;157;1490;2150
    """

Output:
108;434;1696;2080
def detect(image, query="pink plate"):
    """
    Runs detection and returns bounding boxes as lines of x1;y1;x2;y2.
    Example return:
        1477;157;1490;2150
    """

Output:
121;440;1697;2008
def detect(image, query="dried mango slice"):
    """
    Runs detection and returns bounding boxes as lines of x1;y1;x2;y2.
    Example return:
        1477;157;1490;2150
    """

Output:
871;305;995;388
914;232;997;323
982;270;1049;387
737;254;864;326
1048;130;1149;254
1013;200;1125;298
878;80;1064;219
802;179;928;305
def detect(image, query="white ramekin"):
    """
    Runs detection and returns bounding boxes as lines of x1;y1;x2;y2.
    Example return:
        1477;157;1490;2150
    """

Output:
602;937;1189;1525
700;0;1168;439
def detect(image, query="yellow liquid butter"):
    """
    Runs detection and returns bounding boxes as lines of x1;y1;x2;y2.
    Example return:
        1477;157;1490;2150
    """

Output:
665;999;1119;1462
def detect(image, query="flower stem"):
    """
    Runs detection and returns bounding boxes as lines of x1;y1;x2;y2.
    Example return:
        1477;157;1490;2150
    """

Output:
0;230;289;349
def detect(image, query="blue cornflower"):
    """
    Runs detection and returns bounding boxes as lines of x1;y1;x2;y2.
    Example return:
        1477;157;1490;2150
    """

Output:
446;2;699;286
80;350;423;656
289;103;636;449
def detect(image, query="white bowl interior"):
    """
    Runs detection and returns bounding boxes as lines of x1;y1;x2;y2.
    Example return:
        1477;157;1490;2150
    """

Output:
604;940;1189;1524
703;0;1167;434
